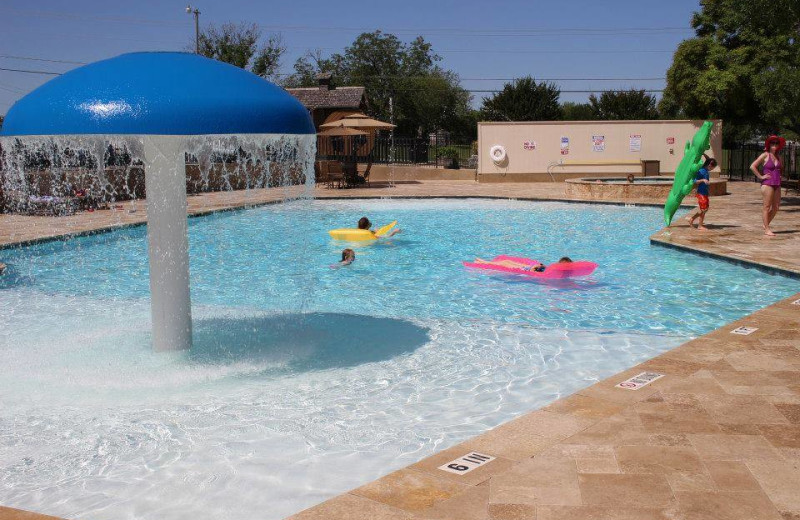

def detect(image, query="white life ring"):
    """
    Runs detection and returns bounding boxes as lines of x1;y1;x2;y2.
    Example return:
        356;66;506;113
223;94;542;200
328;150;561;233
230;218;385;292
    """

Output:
490;145;507;164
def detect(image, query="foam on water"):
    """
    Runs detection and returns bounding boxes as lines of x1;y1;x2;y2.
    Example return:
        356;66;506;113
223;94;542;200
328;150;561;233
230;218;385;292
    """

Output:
1;198;798;519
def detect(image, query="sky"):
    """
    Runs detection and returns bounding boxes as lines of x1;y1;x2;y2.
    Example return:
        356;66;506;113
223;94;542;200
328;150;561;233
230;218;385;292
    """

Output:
0;0;703;115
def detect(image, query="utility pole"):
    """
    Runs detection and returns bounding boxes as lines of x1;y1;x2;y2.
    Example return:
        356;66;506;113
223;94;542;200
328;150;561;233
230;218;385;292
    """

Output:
186;5;201;54
389;95;396;187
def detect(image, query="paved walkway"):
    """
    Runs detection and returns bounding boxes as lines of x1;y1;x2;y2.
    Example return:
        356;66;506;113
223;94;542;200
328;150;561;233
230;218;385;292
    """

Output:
290;293;800;520
652;185;800;276
1;180;799;520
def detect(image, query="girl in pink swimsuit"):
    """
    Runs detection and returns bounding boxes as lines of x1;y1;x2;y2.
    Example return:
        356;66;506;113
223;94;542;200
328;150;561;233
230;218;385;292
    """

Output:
750;135;785;236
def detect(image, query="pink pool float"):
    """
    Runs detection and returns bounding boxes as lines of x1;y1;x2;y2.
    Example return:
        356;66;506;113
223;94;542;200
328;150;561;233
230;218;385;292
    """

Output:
463;255;598;279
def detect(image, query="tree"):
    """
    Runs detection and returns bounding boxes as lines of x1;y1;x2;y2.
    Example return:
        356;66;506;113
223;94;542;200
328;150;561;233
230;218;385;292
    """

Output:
561;102;595;121
284;31;475;138
196;23;285;80
395;71;474;137
588;90;659;120
753;59;800;137
480;77;561;122
282;50;346;88
660;0;800;141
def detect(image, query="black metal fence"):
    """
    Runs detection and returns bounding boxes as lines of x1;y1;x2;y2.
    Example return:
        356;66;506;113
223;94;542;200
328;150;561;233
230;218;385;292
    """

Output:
724;142;798;182
317;136;475;168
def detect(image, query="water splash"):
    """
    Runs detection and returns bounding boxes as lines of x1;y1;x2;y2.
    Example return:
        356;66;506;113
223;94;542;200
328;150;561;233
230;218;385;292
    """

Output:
0;134;316;214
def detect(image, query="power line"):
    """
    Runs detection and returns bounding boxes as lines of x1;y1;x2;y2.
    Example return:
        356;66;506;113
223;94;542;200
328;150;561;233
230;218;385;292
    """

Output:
421;89;666;94
280;74;665;81
0;66;61;75
461;77;665;82
0;8;189;27
0;81;27;94
0;54;87;65
437;48;673;55
0;7;692;37
0;85;24;94
253;25;691;37
0;65;666;85
0;28;187;46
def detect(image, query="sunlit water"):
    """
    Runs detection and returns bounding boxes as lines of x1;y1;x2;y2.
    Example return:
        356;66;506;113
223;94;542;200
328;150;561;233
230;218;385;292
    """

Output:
1;198;797;519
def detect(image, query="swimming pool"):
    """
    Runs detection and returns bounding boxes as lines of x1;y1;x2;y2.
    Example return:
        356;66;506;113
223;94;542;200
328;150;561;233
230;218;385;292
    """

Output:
1;198;797;519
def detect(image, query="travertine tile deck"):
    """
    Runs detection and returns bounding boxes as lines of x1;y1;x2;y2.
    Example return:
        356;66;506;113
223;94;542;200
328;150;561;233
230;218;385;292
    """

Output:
651;184;800;276
2;179;799;520
288;293;800;520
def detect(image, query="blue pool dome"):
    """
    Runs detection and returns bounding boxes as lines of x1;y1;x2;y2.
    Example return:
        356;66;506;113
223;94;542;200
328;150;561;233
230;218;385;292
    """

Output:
0;52;315;136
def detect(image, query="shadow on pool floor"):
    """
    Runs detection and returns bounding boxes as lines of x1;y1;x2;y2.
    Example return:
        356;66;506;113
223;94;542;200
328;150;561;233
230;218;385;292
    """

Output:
190;312;430;372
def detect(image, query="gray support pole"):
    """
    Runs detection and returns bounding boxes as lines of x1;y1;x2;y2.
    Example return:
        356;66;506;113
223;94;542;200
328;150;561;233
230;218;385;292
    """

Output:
143;135;193;352
194;10;200;54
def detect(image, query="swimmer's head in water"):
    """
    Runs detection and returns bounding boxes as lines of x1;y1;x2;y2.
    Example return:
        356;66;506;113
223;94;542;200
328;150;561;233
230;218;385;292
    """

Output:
358;217;371;230
558;257;573;263
342;248;355;262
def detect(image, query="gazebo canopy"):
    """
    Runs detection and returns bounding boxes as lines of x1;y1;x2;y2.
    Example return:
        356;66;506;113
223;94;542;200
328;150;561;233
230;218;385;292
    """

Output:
319;112;395;130
318;127;368;137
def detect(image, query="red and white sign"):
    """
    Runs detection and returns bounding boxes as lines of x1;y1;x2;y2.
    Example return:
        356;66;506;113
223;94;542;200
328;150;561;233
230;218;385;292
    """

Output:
666;137;675;145
523;141;536;150
616;372;664;390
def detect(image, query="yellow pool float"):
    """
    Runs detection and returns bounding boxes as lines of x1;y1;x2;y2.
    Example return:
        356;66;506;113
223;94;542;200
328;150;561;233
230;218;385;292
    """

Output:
328;221;397;241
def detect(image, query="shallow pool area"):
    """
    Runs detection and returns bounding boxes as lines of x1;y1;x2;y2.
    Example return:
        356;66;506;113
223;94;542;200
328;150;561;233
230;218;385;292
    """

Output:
1;198;798;519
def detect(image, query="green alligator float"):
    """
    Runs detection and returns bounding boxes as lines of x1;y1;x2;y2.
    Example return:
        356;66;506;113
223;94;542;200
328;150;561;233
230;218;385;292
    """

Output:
664;121;714;226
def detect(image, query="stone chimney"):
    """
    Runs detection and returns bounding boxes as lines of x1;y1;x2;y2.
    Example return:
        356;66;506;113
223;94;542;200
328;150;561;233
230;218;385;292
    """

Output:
317;72;334;91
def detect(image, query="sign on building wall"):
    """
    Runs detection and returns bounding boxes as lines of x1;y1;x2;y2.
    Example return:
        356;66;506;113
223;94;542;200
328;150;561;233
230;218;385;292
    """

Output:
629;134;642;152
592;135;605;152
523;140;536;150
560;136;570;155
666;137;675;145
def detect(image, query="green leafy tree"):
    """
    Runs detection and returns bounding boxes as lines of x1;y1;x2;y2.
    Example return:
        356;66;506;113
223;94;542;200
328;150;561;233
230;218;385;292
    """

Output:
753;60;800;137
394;70;474;137
283;50;347;87
338;31;406;125
196;23;285;79
561;102;595;121
588;90;659;120
284;31;474;138
480;77;562;122
661;0;800;141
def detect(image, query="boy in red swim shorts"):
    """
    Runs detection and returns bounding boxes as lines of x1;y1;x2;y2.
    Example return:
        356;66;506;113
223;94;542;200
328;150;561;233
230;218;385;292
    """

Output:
687;155;716;231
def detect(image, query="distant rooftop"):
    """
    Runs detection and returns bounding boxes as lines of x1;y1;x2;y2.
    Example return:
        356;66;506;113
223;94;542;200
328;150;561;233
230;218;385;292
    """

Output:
286;86;366;110
286;74;366;111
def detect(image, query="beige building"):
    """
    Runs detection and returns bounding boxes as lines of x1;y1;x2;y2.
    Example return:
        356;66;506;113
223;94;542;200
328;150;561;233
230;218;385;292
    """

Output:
477;119;722;182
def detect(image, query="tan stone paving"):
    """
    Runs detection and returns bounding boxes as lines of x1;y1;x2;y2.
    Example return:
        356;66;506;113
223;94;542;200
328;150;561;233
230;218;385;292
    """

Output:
287;294;800;520
1;179;799;520
651;184;800;276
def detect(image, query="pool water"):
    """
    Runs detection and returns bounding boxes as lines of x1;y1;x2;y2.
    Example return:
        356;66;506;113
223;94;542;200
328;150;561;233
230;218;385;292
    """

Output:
1;198;796;519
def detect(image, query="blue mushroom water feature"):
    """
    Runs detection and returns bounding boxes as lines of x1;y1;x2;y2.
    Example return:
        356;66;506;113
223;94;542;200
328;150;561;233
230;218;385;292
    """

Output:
0;52;316;351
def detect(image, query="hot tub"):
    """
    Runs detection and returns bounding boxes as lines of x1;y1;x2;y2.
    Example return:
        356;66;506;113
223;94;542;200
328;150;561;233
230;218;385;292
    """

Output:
565;175;727;202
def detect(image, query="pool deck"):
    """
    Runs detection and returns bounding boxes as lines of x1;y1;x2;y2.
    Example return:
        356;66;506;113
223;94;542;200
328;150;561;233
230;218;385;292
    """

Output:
0;180;692;249
1;180;799;520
